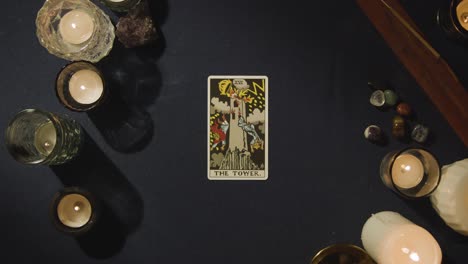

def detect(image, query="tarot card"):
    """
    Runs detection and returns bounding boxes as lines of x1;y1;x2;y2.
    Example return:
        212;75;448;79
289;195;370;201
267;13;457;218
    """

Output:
208;76;268;180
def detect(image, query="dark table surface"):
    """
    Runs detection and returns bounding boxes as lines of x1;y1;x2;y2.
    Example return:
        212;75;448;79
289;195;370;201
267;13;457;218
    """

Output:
1;0;467;263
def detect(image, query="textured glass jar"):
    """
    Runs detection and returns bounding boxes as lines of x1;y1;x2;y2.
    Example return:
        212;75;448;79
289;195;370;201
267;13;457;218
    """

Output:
56;61;107;111
100;0;141;12
5;109;83;165
36;0;115;63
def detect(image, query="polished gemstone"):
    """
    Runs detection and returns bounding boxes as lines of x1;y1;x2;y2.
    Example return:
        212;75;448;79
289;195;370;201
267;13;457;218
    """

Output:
412;124;430;143
392;116;405;138
396;102;412;116
364;125;382;142
384;90;399;106
370;90;386;107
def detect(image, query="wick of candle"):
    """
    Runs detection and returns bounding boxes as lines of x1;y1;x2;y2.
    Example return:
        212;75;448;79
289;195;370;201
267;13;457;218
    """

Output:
462;13;468;23
400;164;411;173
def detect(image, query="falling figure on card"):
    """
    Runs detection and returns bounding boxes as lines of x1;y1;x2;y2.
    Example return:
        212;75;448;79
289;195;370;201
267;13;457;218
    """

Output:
238;113;264;152
210;114;229;151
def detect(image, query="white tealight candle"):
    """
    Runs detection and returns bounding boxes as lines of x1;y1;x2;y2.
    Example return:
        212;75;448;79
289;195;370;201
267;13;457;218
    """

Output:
57;194;92;228
362;211;442;264
68;69;104;105
58;10;95;45
34;121;57;156
391;154;424;189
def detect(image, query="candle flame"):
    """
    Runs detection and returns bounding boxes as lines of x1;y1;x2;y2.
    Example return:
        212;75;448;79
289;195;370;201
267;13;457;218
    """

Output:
74;205;80;212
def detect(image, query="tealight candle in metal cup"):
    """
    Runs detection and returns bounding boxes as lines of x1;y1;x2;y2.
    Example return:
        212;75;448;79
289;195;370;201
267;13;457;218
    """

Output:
311;244;375;264
380;148;441;199
56;61;107;112
100;0;141;12
50;187;99;236
5;109;83;165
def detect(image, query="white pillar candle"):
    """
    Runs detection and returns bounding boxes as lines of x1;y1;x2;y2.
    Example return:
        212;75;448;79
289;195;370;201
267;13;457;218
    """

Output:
34;121;57;156
391;154;424;189
58;10;95;45
68;69;104;105
362;211;442;264
431;159;468;236
57;193;92;228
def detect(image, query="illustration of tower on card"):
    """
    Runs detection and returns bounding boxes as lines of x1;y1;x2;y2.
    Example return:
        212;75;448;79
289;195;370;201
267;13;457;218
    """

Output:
228;94;247;151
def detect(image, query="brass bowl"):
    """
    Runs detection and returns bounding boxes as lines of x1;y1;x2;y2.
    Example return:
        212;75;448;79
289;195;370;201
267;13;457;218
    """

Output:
311;244;375;264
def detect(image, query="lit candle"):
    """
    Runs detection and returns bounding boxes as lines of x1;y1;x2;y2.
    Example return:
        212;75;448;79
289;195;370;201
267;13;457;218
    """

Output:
457;0;468;31
362;211;442;264
58;10;95;45
431;159;468;236
68;69;104;105
391;154;424;189
34;120;57;156
108;0;126;2
57;193;93;228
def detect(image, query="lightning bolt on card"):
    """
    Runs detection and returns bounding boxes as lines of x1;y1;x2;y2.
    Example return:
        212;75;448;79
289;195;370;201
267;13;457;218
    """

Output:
208;76;268;180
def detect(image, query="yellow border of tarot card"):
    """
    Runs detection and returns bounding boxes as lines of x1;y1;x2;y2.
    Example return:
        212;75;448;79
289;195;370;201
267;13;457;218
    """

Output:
207;76;268;180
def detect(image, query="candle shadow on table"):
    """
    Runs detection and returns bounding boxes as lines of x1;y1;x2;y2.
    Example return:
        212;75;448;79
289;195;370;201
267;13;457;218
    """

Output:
90;39;165;153
50;132;144;259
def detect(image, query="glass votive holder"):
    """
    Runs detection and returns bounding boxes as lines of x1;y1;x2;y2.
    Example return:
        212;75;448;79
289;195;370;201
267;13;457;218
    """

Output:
100;0;141;12
311;244;375;264
5;109;83;165
56;61;107;112
50;187;100;236
380;148;441;198
36;0;115;62
437;0;468;43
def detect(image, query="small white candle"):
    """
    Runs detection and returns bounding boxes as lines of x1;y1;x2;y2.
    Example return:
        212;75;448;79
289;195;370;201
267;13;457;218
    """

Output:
362;211;442;264
58;10;95;45
392;154;424;189
68;69;104;105
34;121;57;156
57;194;92;228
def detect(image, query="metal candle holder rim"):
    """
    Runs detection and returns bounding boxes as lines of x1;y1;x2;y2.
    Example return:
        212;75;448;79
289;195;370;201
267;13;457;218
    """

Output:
310;244;375;264
388;147;442;199
55;61;107;112
50;187;100;236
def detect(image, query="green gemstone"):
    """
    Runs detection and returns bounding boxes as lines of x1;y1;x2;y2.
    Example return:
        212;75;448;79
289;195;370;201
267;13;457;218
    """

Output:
384;90;399;106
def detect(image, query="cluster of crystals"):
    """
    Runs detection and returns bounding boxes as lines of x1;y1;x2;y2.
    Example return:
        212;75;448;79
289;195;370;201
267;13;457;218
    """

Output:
366;82;430;144
36;0;115;63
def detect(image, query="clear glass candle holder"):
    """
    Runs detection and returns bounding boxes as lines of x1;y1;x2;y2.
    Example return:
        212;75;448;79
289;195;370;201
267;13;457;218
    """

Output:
5;109;83;165
50;187;100;236
311;244;375;264
380;148;441;198
56;61;107;111
437;0;468;43
36;0;115;63
100;0;141;12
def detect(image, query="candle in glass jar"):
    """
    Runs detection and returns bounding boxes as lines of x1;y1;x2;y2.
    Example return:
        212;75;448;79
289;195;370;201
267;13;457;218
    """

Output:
362;211;442;264
34;121;57;156
68;69;104;105
391;154;424;189
58;10;95;45
57;193;93;228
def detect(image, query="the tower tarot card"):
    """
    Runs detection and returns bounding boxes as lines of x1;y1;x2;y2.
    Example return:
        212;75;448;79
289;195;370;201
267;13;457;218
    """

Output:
208;76;268;180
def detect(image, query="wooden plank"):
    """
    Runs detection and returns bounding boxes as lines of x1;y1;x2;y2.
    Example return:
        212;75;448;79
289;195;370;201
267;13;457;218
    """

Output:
357;0;468;147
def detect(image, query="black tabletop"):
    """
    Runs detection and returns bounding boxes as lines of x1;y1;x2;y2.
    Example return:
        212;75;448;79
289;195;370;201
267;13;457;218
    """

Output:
1;0;467;263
